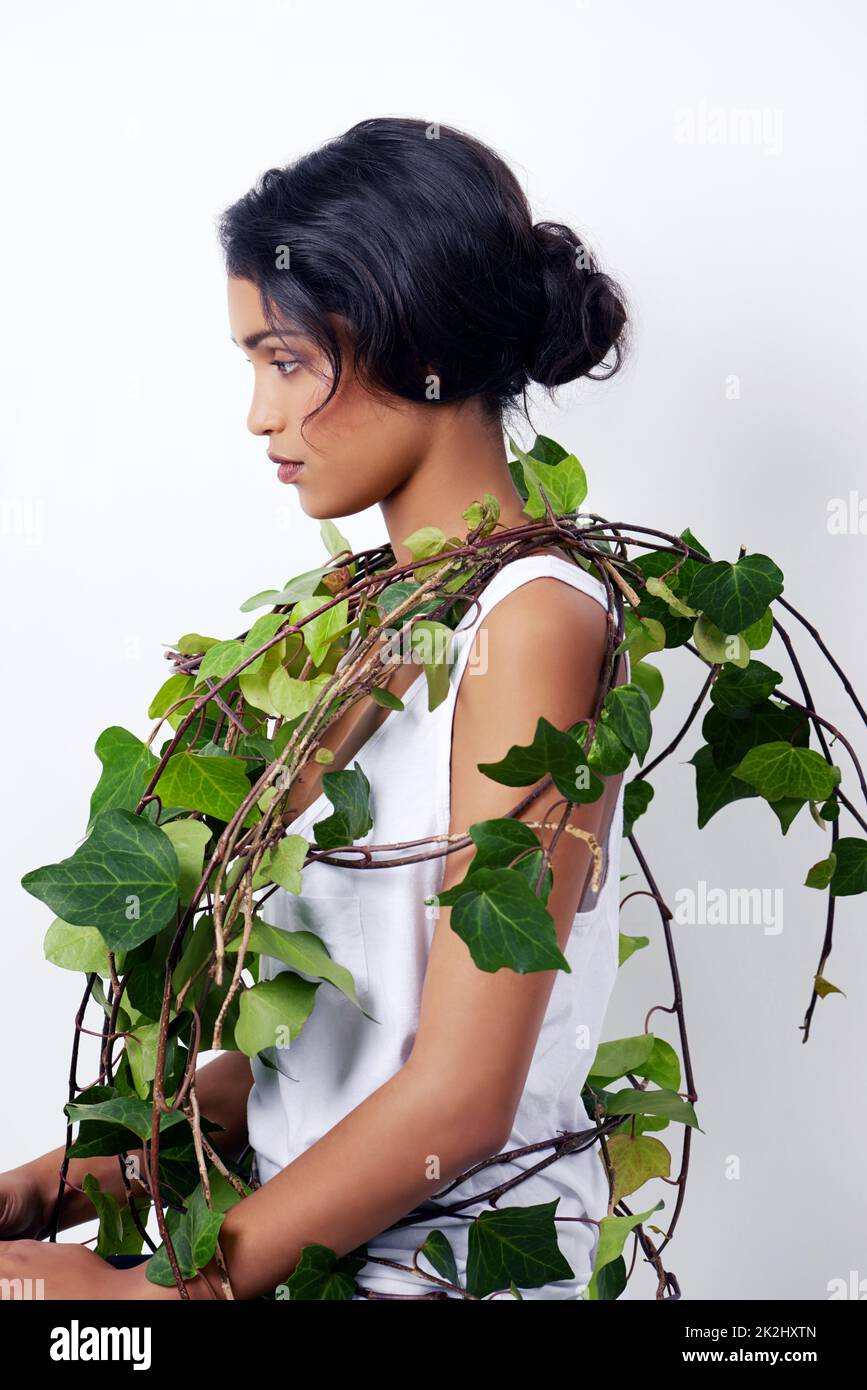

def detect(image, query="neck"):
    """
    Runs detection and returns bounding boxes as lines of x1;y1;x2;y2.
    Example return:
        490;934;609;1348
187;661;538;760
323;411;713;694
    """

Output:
379;407;532;568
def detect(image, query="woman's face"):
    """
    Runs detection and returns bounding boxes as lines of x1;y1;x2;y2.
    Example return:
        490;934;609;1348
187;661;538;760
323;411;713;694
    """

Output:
227;275;430;519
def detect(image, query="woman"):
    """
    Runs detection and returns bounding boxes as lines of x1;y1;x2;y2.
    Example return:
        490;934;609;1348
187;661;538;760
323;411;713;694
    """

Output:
0;116;629;1299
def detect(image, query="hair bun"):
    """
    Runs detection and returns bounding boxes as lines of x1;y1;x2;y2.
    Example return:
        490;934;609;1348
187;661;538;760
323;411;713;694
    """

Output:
525;220;627;387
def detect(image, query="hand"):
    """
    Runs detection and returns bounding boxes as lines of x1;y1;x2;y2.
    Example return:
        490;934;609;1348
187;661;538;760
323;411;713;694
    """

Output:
0;1239;136;1299
0;1238;228;1301
0;1169;50;1240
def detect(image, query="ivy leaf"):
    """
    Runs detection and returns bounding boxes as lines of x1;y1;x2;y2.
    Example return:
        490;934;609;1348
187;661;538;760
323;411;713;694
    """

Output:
692;615;750;668
586;1202;665;1299
268;667;332;720
828;838;867;896
644;575;696;618
732;743;841;803
288;596;349;668
64;1094;188;1143
313;763;374;850
226;917;370;1015
86;727;160;835
152;752;259;827
687;554;784;632
277;1243;367;1300
710;659;783;713
21;808;181;952
702;700;809;773
82;1174;125;1257
44;919;113;975
418;1230;460;1287
251;834;310;895
158;819;212;906
477;715;604;804
235;973;320;1057
604;1087;702;1130
805;854;837;890
618;933;650;967
601;684;653;764
623;779;654;836
466;1199;574;1299
689;744;758;828
604;1134;672;1203
409;620;455;711
508;436;588;518
195;639;245;685
431;867;570;974
630;660;663;711
587;1034;656;1084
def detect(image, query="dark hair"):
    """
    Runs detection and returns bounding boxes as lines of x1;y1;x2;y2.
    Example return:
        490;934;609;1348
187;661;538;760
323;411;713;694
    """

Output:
216;116;628;435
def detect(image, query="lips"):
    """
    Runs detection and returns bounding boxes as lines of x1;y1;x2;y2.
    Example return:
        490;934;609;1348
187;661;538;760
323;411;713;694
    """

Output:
268;452;304;484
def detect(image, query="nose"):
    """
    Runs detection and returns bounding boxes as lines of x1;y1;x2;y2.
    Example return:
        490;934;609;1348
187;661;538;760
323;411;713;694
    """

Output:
246;373;286;438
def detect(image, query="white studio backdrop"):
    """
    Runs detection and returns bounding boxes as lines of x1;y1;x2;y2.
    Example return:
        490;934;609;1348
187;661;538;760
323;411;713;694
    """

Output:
1;0;864;1300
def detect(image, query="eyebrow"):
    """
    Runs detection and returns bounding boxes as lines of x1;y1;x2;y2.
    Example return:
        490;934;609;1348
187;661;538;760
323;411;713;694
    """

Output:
230;329;303;350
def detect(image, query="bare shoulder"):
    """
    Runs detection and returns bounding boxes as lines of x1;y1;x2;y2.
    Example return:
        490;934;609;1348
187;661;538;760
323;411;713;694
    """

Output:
460;571;611;729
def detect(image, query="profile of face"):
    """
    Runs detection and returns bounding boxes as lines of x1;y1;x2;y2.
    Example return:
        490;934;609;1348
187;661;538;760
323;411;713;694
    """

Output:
228;275;435;520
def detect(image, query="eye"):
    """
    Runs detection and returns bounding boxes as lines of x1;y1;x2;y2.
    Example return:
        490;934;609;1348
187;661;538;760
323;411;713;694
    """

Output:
273;359;300;377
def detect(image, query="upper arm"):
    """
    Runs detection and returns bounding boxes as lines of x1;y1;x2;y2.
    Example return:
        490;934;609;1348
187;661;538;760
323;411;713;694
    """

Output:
406;577;618;1145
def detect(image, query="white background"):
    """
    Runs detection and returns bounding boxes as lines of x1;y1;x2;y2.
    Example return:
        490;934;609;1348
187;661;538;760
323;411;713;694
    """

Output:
1;0;865;1300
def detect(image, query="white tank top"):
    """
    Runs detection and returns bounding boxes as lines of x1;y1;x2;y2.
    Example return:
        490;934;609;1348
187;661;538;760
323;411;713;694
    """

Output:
247;552;629;1299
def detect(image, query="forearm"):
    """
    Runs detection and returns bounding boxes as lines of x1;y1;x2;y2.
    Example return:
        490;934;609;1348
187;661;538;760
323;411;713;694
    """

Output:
23;1051;254;1234
203;1059;505;1300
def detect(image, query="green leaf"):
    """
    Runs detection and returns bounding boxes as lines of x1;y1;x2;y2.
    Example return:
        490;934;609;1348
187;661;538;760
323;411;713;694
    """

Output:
710;659;783;713
431;867;570;975
623;779;654;836
478;715;604;804
508;436;588;518
614;611;667;662
604;1087;702;1130
692;615;750;668
277;1243;367;1300
418;1230;460;1287
601;684;653;764
251;834;309;895
82;1174;125;1257
226;917;369;1014
687;554;784;632
64;1094;188;1143
44;919;113;974
320;519;352;561
466;1199;575;1299
313;763;374;850
618;932;649;966
409;620;455;712
86;727;160;834
630;660;663;711
268;667;332;720
586;1202;664;1298
689;744;757;828
588;1034;656;1083
21;809;181;952
148;672;195;721
644;575;696;618
828;838;867;896
235;974;320;1057
741;608;774;650
805;854;837;890
195;639;245;685
158;819;212;906
288;596;349;667
732;743;841;803
151;752;258;827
